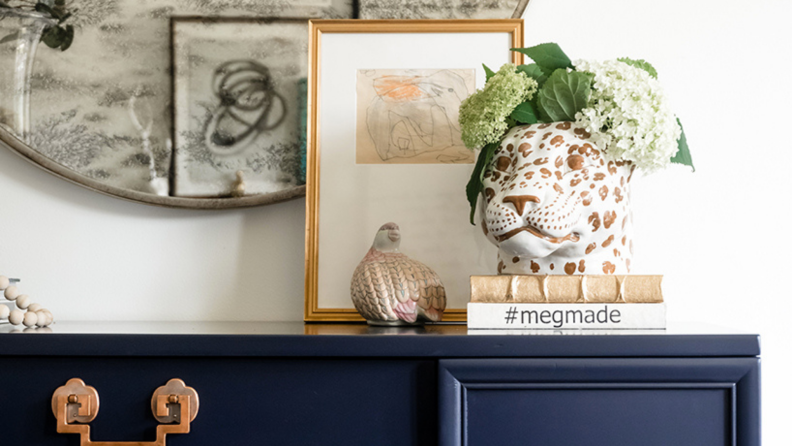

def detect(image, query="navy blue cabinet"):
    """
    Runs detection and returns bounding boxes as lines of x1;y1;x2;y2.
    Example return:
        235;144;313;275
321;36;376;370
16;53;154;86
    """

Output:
0;323;760;446
439;358;760;446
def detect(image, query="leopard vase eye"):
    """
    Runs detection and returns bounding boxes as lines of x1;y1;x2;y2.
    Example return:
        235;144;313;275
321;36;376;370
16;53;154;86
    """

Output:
478;123;635;276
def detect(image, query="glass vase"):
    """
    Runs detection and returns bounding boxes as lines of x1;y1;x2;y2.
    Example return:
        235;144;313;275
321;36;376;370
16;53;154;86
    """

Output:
0;8;54;141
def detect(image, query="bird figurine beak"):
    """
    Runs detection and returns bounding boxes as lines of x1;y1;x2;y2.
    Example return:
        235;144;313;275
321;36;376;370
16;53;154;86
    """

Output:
388;228;401;242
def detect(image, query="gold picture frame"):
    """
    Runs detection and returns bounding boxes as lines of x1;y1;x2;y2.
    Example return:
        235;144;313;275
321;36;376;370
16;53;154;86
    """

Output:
305;19;525;322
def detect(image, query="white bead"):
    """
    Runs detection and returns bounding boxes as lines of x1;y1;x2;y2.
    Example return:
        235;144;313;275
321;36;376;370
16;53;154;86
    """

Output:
34;310;47;327
8;309;24;325
0;305;9;319
23;311;38;328
15;294;30;310
28;303;42;312
0;276;9;290
41;310;53;326
4;285;20;301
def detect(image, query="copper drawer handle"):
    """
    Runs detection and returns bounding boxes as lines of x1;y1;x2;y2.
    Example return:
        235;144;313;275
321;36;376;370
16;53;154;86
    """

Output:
51;378;199;446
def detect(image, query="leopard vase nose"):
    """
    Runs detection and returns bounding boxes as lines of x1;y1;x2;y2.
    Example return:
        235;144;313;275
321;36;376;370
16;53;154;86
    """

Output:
502;195;540;217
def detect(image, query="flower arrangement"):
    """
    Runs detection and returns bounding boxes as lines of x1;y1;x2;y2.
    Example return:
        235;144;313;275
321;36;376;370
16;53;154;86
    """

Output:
461;43;693;223
459;64;538;149
0;0;75;51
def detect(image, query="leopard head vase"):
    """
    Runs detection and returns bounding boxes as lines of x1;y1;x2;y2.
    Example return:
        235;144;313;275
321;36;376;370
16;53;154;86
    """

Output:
478;122;635;276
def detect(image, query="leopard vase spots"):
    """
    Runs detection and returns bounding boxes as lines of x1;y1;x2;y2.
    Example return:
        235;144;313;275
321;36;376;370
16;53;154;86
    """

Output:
479;122;635;276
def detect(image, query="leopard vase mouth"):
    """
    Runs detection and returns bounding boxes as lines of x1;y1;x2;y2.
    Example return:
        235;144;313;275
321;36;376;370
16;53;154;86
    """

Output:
478;122;635;276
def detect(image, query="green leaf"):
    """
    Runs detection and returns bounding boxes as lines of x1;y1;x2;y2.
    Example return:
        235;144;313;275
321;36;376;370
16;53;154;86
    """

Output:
35;3;55;17
59;25;73;51
512;43;573;71
510;101;538;125
41;26;64;48
671;118;694;171
483;63;495;83
0;31;20;45
617;57;658;79
535;99;551;123
536;69;591;122
516;63;550;88
466;143;498;225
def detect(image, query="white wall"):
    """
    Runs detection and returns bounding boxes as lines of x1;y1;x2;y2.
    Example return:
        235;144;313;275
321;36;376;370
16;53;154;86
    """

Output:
0;149;307;321
0;0;789;440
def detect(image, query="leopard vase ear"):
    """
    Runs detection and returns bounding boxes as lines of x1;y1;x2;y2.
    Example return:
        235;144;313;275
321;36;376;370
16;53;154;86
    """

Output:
478;122;633;276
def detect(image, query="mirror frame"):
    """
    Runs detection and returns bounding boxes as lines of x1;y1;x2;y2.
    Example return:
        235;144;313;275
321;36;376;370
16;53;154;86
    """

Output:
1;126;306;209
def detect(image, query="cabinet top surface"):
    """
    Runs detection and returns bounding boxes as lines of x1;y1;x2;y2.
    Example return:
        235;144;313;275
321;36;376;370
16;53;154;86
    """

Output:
0;322;760;358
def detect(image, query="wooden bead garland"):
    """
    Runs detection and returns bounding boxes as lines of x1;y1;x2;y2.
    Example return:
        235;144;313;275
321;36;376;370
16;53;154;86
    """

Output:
0;275;54;328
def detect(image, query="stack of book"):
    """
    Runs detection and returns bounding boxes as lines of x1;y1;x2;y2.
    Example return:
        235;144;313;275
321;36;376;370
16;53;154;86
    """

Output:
468;275;665;329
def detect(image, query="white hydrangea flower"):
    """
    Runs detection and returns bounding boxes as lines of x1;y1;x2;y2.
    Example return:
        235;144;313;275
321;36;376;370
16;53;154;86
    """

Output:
573;59;681;172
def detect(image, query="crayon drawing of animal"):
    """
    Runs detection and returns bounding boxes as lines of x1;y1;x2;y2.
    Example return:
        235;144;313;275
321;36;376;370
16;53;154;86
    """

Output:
364;70;472;163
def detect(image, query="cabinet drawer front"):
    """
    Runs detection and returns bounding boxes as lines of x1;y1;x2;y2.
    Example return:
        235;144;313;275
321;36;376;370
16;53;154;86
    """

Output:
0;357;437;446
439;358;759;446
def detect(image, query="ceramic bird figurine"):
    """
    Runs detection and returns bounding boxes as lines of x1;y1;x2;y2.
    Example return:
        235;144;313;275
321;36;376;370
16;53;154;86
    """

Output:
350;223;447;325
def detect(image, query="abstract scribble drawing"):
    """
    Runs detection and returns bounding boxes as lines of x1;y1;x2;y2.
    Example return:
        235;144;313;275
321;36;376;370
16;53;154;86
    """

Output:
364;70;472;163
204;60;287;156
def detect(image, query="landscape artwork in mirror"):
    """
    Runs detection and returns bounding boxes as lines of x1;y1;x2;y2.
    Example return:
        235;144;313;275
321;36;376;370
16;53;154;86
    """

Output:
359;0;529;19
0;0;352;205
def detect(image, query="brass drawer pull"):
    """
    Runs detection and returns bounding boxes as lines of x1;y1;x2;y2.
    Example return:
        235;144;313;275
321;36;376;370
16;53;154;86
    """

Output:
52;378;199;446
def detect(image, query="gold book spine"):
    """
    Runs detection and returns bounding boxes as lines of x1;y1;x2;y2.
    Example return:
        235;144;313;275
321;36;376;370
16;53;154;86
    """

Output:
470;275;663;304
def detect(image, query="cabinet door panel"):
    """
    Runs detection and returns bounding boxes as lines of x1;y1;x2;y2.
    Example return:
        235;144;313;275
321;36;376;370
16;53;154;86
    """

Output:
439;358;759;446
0;357;437;446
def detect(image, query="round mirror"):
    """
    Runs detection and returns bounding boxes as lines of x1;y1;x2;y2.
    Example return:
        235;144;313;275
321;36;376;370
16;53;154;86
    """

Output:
0;0;352;209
